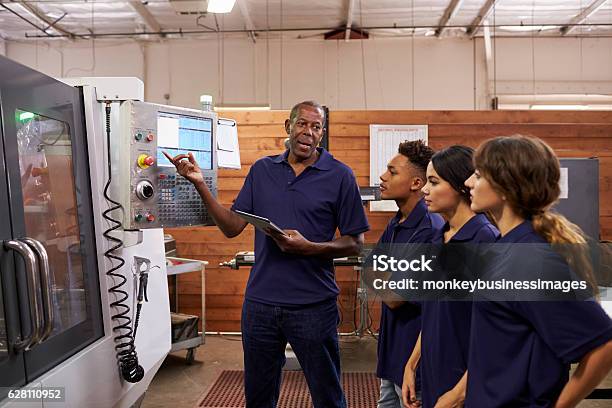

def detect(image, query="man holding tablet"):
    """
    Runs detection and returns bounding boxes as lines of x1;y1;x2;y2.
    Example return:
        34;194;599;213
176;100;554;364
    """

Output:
163;100;369;408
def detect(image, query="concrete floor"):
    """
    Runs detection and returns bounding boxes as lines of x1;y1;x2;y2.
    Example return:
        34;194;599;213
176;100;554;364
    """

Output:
143;335;612;408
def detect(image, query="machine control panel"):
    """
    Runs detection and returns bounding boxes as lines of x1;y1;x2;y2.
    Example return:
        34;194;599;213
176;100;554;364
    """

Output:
117;100;218;229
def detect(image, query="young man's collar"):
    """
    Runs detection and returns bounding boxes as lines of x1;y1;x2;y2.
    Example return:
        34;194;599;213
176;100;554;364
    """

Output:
392;198;428;229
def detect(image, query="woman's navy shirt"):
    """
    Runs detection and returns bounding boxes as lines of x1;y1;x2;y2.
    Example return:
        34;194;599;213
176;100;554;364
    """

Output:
466;220;612;407
420;214;499;408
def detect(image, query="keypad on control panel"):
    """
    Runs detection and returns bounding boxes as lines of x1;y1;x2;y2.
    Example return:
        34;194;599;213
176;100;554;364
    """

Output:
156;174;215;226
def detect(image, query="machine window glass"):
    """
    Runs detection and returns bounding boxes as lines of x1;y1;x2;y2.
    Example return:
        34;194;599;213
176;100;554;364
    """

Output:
15;109;87;337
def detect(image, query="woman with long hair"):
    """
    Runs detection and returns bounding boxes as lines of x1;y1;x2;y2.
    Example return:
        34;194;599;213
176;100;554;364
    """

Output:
465;135;612;407
401;146;499;408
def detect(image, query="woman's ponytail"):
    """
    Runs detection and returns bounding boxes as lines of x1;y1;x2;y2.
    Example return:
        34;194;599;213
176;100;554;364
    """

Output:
532;211;598;296
475;135;599;296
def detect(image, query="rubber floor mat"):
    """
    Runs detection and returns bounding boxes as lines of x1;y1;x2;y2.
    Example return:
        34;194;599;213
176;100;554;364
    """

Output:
197;370;380;407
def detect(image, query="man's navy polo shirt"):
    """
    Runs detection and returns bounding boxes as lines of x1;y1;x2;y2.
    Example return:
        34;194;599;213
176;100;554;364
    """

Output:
467;221;612;407
376;199;444;387
231;148;370;306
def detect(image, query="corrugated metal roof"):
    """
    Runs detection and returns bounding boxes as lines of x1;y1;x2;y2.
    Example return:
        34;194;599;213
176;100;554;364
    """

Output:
0;0;611;40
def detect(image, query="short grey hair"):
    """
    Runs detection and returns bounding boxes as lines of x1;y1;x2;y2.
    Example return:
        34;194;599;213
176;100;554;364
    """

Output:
289;101;325;124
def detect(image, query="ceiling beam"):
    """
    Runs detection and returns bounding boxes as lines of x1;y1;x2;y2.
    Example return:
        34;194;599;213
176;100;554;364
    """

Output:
436;0;464;37
236;0;256;42
466;0;498;38
17;1;76;38
560;0;608;35
128;1;162;32
344;0;356;41
482;18;495;102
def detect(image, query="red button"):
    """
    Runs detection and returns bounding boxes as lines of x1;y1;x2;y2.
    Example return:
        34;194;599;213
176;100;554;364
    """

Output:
146;134;154;142
159;174;167;179
144;156;155;166
146;213;155;222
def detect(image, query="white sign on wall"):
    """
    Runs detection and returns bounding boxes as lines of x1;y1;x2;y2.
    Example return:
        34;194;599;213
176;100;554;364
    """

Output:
559;167;569;199
217;118;241;169
369;124;428;212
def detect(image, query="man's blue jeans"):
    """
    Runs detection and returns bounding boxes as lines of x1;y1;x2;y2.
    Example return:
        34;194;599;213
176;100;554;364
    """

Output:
241;299;346;408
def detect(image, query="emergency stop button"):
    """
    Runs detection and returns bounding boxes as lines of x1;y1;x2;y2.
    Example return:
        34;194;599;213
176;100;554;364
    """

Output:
137;154;155;169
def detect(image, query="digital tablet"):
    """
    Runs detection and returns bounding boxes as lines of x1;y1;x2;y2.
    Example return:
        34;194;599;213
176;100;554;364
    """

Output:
233;210;288;236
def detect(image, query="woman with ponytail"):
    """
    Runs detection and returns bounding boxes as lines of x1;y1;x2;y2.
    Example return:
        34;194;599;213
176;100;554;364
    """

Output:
465;135;612;407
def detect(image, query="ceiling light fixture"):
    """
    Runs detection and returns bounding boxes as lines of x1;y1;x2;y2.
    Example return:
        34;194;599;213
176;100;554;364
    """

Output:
208;0;236;14
499;25;559;32
530;104;589;110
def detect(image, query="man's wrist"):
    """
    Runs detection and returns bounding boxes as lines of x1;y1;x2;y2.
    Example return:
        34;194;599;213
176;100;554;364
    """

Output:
303;241;320;256
192;178;206;189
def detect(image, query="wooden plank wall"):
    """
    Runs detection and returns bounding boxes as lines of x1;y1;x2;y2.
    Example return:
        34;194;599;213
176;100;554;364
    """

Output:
166;110;612;332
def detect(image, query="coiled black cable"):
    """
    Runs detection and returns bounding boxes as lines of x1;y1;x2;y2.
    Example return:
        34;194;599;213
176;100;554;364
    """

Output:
102;102;144;383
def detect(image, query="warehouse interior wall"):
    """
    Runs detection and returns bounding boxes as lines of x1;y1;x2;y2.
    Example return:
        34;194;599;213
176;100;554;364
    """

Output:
6;36;612;111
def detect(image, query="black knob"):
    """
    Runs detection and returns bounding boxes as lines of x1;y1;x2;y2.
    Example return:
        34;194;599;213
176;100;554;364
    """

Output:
142;184;154;198
135;180;155;200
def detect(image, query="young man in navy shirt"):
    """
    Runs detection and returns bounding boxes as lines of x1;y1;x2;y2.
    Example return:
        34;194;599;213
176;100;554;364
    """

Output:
164;101;369;408
373;141;443;408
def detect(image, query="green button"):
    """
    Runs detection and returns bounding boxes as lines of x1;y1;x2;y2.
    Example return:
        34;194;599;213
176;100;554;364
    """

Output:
135;214;144;222
135;133;143;141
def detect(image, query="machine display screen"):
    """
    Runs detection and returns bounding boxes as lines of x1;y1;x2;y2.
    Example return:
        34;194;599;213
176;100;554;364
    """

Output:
156;111;213;169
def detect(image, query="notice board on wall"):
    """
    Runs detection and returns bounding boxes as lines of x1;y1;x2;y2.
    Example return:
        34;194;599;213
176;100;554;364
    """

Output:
369;124;428;212
555;158;599;240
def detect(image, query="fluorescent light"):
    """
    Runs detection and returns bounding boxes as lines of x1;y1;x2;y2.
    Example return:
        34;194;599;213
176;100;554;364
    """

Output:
499;25;559;32
530;104;588;110
214;103;271;111
497;94;612;104
207;0;236;13
498;104;531;110
586;105;612;110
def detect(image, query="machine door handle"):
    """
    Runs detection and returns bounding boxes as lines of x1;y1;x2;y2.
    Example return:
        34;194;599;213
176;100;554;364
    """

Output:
3;240;43;351
22;238;54;342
